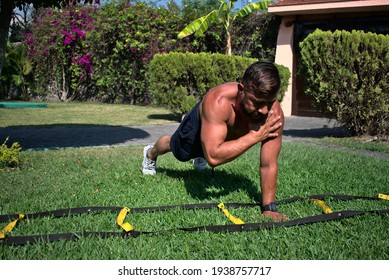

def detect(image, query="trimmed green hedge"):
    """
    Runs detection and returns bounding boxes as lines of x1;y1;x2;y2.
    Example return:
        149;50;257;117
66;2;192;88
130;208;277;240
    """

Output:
300;29;389;136
148;52;290;114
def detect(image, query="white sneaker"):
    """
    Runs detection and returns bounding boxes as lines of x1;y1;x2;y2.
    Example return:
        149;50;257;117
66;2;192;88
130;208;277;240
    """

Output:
142;145;156;175
193;157;207;170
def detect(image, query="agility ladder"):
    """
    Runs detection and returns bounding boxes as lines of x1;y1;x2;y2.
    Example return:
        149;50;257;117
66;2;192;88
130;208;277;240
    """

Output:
1;193;388;245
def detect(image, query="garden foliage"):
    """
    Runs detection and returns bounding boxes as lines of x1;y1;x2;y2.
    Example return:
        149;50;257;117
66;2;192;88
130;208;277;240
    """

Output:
24;1;179;103
88;1;178;104
25;3;97;101
149;52;290;114
0;137;22;169
0;41;32;100
12;0;280;104
300;29;389;136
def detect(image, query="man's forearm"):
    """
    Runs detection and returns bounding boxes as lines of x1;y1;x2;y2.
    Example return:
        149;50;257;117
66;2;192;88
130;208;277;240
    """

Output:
260;164;278;205
203;133;259;167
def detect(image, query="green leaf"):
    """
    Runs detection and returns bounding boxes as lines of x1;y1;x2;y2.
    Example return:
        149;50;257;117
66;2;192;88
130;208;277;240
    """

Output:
196;10;219;37
11;74;23;86
177;10;218;38
178;15;207;38
235;1;270;19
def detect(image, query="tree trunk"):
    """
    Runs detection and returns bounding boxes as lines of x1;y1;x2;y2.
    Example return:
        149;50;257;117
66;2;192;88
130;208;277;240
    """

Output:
226;29;232;55
0;0;15;77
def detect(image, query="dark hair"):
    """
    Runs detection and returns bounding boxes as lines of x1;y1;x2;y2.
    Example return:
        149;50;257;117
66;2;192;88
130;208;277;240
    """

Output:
242;61;280;97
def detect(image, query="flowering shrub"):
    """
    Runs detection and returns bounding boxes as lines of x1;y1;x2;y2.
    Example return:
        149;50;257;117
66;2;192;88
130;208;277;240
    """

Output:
25;3;97;101
25;0;180;103
88;1;178;103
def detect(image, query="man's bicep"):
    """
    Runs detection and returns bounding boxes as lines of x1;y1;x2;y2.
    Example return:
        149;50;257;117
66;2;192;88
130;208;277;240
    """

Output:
200;98;230;147
201;119;228;155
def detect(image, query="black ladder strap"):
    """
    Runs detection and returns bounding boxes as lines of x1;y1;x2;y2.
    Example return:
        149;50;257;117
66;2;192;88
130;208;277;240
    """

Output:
1;193;387;223
1;209;388;245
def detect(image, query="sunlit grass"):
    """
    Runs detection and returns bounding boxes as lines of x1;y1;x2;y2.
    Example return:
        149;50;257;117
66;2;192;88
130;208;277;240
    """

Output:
0;102;180;127
313;136;389;154
1;143;388;260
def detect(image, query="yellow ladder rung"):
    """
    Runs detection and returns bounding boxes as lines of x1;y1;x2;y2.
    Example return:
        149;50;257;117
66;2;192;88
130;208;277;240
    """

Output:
378;193;389;201
116;207;134;232
218;203;245;225
311;199;333;214
0;214;25;239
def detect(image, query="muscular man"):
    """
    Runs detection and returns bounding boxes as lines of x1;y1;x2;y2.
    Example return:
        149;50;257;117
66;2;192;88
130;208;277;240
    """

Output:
142;61;287;221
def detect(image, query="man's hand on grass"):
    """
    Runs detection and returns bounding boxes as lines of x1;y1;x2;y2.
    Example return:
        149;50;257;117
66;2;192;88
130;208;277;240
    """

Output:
261;211;289;221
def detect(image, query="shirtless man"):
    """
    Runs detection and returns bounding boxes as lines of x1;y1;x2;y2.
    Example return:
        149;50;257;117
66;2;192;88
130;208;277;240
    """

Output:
142;61;287;221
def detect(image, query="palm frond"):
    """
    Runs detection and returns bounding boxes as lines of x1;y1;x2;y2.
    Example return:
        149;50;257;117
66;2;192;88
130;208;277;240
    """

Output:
195;10;219;37
235;1;271;19
178;16;207;38
178;10;218;39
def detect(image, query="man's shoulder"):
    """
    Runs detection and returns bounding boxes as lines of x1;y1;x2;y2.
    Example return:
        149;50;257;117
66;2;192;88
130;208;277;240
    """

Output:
205;82;238;102
217;82;239;91
201;88;238;124
272;101;284;118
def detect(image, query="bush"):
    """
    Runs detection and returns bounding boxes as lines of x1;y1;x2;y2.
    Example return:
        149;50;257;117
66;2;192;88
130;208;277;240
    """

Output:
0;137;22;169
21;1;283;105
26;5;97;101
89;1;178;104
0;42;33;100
25;1;179;104
276;63;291;101
149;52;290;114
300;29;389;136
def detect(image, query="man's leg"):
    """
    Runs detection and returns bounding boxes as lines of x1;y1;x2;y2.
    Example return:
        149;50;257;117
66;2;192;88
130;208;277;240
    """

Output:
142;135;171;175
147;135;171;160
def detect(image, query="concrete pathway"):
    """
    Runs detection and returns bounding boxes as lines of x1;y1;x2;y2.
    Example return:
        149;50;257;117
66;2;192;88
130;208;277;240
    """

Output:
1;116;387;160
0;116;347;150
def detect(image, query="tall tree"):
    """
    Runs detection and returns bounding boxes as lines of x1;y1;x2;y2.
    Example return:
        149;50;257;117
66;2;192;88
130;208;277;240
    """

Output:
9;3;34;42
178;0;270;55
0;0;96;77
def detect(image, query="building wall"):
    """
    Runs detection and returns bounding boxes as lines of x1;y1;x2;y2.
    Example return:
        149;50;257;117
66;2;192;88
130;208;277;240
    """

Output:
272;8;389;116
275;16;295;116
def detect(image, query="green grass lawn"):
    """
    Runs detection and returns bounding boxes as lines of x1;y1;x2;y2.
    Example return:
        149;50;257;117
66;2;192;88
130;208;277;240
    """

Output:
0;102;180;127
311;135;389;154
0;102;388;259
1;143;388;259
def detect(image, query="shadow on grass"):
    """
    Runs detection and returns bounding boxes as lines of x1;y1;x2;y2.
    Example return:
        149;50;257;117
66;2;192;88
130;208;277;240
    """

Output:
147;113;181;122
283;126;350;138
0;124;150;150
158;167;260;201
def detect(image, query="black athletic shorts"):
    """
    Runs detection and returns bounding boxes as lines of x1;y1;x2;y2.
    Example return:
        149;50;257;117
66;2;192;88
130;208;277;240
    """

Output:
170;102;204;162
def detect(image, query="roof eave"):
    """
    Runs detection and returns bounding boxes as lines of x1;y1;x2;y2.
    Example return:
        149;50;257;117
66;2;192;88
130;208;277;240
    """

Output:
268;0;389;16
